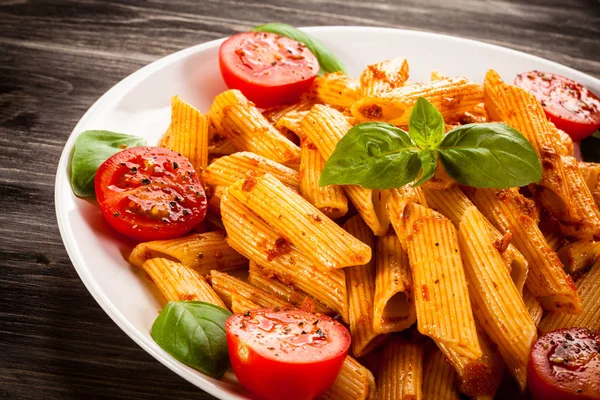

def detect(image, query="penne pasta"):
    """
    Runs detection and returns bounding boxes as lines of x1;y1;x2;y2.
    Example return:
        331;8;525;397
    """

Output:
423;346;461;400
352;77;484;126
301;104;391;235
227;173;371;270
221;193;349;320
202;151;300;189
206;185;227;215
458;206;536;390
484;69;600;240
524;289;544;327
274;110;308;138
262;95;315;124
208;123;237;156
311;72;360;108
299;139;348;219
360;57;409;98
159;96;209;174
579;161;600;207
422;185;528;293
230;294;262;314
247;261;334;315
143;258;226;307
209;89;301;164
343;215;386;357
463;186;581;314
373;235;416;334
376;335;424;400
129;231;248;274
539;258;600;333
403;203;481;359
319;356;376;400
557;239;600;277
209;270;290;310
544;230;568;253
387;185;428;251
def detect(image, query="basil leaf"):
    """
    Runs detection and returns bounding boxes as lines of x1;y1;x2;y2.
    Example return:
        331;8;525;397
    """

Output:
581;130;600;162
70;130;146;197
414;149;438;186
252;23;347;76
151;301;232;379
320;122;421;189
438;123;542;188
409;97;445;148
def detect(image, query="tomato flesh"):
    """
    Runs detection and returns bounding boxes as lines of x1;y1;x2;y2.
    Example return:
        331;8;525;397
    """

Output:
226;308;350;400
95;147;207;241
219;32;319;108
528;328;600;400
515;71;600;141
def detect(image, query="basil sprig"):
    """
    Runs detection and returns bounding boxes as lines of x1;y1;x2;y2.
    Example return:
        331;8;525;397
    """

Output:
320;97;542;189
151;301;232;379
70;130;146;197
252;23;347;76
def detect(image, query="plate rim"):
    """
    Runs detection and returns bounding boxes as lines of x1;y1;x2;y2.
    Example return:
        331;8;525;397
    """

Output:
54;25;600;399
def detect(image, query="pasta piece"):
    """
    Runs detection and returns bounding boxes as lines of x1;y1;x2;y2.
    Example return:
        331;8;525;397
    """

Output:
404;203;481;359
360;57;409;97
373;235;416;334
207;185;227;215
463;187;582;314
248;261;334;315
458;206;537;391
422;185;528;293
299;139;348;219
319;356;375;400
430;70;447;81
301;104;390;235
227;173;371;270
557;240;600;277
208;126;237;156
209;89;301;163
387;185;428;251
274;110;308;138
421;162;455;191
311;72;360;108
554;125;574;156
539;259;600;333
524;289;544;327
351;77;483;126
343;215;385;357
579;161;600;207
376;335;424;400
129;231;248;274
230;294;262;314
202;152;300;189
544;230;567;253
484;69;600;240
262;95;314;124
437;328;504;398
423;347;461;400
143;258;226;307
159;96;209;174
209;270;291;310
221;193;349;320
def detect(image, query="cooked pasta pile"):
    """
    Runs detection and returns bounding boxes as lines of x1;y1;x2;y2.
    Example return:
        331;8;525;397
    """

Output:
128;57;600;399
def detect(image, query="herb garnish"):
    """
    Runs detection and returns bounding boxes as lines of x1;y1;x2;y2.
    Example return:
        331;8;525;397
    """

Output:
320;97;542;189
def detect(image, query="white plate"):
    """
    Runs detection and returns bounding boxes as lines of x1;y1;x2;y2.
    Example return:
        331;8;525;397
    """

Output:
55;26;600;399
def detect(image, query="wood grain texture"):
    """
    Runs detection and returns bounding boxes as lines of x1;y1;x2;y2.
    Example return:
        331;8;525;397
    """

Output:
0;0;598;399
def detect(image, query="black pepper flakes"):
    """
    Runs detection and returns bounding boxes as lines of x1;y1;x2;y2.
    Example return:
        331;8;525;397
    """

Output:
243;311;250;317
141;178;151;185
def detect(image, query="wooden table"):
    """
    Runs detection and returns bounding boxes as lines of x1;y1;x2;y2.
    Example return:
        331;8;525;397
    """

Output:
1;0;598;398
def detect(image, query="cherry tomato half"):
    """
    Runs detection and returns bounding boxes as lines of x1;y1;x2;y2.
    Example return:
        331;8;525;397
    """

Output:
95;147;207;241
528;327;600;400
515;71;600;141
219;32;319;108
226;308;350;400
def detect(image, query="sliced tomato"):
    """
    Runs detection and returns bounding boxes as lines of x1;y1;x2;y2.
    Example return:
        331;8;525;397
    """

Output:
515;71;600;141
528;328;600;400
226;308;350;400
219;32;319;108
95;147;207;241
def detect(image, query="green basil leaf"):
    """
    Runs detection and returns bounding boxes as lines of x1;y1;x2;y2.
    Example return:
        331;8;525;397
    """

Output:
414;149;438;186
151;301;232;379
409;97;445;148
438;123;542;188
70;130;146;197
581;130;600;163
252;23;347;76
320;122;421;189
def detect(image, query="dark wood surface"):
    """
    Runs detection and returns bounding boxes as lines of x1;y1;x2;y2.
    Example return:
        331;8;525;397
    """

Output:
1;0;598;399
